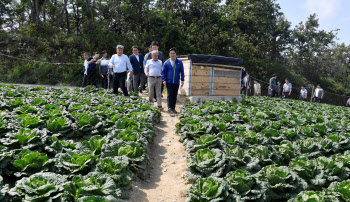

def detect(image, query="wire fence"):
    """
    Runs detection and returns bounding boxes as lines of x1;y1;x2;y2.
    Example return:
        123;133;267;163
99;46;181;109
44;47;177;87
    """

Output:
0;53;90;87
247;76;350;107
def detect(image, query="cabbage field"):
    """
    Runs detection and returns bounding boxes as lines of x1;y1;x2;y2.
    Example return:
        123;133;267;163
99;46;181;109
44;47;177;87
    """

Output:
0;85;160;201
177;96;350;201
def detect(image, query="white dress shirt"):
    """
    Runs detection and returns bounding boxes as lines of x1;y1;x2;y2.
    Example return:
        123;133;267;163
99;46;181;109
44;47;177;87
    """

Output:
283;83;292;92
145;59;162;77
84;59;88;75
109;54;133;73
300;89;307;98
134;54;139;62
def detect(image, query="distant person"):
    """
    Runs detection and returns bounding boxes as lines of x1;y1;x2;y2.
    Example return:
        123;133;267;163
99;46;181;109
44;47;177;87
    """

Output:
268;74;277;97
162;47;185;114
109;45;133;96
147;42;165;102
99;50;109;89
282;78;292;99
129;46;144;94
253;80;261;96
145;50;163;110
241;72;252;96
86;52;100;87
277;81;283;98
312;84;324;103
82;52;89;87
300;85;308;101
241;67;247;79
346;97;350;107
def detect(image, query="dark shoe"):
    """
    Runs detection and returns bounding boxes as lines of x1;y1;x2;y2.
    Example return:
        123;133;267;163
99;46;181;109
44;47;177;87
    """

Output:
168;108;173;113
154;99;157;102
161;95;164;98
158;106;163;111
172;109;178;114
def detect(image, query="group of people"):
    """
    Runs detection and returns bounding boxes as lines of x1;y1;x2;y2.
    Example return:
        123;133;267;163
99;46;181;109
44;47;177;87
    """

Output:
240;71;326;103
82;42;185;113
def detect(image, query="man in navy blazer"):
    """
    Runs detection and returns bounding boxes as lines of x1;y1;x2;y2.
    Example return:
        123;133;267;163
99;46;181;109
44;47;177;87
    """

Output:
129;46;145;94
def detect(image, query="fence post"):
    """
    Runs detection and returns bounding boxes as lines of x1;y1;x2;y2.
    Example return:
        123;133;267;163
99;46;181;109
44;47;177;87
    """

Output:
310;86;314;102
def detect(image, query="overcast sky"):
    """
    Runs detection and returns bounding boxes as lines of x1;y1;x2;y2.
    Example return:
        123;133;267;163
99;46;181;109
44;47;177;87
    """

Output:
277;0;350;45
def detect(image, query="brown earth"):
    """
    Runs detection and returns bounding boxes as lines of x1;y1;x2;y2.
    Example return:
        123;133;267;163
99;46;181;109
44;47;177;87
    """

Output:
128;93;191;202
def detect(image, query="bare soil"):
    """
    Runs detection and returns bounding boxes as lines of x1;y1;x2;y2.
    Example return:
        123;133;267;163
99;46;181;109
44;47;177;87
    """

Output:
128;93;191;202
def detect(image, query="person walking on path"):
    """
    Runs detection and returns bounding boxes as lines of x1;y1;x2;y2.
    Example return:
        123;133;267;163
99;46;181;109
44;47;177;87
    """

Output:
162;48;185;114
300;85;308;101
269;74;277;97
99;50;109;89
86;52;100;87
109;45;133;96
129;46;144;94
253;80;261;96
312;84;324;103
241;72;252;96
283;78;292;99
82;52;89;87
146;42;165;101
145;50;163;110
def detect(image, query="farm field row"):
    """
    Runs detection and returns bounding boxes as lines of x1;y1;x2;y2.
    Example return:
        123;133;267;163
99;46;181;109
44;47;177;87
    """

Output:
0;85;160;201
177;96;350;201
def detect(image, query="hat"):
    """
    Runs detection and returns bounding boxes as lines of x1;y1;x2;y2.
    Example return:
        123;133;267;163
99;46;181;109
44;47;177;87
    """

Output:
272;74;277;77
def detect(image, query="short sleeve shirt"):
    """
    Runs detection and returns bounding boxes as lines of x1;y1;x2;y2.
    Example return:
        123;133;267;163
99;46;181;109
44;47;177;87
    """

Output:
283;83;292;92
300;89;307;98
254;83;261;93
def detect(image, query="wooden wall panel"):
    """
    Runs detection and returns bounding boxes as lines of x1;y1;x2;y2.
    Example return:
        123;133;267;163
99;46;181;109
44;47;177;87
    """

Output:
191;89;210;95
213;90;240;96
213;77;240;84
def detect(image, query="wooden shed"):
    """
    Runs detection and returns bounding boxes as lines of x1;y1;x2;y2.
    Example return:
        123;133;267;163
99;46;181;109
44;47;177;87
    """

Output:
178;54;243;101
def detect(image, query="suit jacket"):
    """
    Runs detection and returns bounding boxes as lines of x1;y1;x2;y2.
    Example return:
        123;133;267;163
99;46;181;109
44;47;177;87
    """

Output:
129;53;144;75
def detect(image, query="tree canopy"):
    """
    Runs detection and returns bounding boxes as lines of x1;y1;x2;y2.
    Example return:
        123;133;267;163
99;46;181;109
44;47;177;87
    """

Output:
0;0;349;95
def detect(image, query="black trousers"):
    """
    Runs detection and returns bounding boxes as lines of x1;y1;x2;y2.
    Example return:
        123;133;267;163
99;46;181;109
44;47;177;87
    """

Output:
113;72;128;96
100;74;108;89
242;87;251;96
82;74;87;87
154;83;164;99
108;74;113;89
87;69;97;87
166;83;179;110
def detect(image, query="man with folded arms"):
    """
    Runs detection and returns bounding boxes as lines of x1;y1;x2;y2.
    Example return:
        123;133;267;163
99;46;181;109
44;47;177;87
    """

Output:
109;45;133;96
145;50;163;110
86;52;100;87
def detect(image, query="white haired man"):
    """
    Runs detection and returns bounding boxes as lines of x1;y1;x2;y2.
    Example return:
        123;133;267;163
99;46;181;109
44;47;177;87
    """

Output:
145;50;163;109
109;45;133;96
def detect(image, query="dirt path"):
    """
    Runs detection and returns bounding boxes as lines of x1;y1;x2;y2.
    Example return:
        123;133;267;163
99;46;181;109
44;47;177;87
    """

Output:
129;93;191;202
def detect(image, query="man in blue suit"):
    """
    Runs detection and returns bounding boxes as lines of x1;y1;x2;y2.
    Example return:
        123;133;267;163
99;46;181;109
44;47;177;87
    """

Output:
129;46;144;94
162;47;185;114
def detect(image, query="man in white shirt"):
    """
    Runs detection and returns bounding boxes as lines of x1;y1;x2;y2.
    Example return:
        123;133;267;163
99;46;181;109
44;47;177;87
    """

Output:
145;50;163;109
300;85;308;101
82;52;89;87
253;80;261;96
282;78;292;99
109;45;133;96
312;84;324;103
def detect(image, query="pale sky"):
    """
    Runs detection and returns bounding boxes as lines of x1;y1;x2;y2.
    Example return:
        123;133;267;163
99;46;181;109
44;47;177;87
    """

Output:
277;0;350;45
